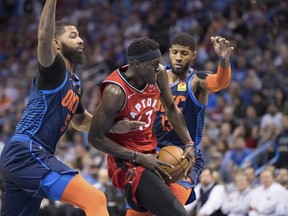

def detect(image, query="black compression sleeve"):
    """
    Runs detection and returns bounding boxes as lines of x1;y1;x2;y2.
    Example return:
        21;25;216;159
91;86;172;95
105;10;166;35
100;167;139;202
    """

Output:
195;70;213;80
35;54;67;90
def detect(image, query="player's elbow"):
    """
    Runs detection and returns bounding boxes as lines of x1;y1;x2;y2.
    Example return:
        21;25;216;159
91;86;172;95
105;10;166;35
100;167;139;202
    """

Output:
219;80;230;90
70;118;82;131
209;79;230;92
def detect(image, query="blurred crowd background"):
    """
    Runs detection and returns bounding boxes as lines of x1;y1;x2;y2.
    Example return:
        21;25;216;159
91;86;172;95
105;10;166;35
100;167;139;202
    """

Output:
1;0;288;215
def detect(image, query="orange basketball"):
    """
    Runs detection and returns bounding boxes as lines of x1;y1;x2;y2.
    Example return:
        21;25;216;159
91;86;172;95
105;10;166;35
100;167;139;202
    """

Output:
157;146;189;183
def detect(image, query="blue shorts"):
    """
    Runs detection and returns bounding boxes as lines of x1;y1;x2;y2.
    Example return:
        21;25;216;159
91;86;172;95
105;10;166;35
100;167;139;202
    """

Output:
0;135;78;215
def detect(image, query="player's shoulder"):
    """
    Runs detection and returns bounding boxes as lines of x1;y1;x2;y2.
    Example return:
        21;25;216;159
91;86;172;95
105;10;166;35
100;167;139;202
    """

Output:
103;82;124;95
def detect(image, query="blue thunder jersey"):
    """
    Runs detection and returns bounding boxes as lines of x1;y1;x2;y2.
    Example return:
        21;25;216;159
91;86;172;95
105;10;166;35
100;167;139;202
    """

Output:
15;67;83;153
153;66;206;149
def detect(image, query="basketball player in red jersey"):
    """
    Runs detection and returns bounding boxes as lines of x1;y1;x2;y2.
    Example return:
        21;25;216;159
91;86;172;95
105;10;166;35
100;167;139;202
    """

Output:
88;37;195;216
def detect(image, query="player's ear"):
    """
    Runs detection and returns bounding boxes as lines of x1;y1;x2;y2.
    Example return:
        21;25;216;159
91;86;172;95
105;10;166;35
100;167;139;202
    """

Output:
54;39;61;50
192;51;197;59
131;60;140;68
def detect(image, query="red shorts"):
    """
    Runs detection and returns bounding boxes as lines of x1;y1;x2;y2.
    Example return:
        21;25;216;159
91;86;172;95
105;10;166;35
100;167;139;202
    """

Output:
107;155;146;210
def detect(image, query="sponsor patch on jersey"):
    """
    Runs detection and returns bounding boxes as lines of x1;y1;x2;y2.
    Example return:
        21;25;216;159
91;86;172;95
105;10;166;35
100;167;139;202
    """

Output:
177;82;187;91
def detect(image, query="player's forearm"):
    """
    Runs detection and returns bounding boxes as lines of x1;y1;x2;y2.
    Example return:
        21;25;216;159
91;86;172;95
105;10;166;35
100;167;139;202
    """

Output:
219;57;230;68
206;59;231;92
37;0;57;66
71;111;92;132
88;134;136;162
38;0;56;41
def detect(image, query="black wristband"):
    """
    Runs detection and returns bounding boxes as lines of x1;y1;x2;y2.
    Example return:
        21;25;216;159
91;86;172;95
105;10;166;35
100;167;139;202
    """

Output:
131;151;138;163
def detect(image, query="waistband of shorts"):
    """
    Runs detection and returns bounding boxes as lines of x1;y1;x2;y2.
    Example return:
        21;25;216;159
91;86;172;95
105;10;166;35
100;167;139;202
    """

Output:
11;134;54;154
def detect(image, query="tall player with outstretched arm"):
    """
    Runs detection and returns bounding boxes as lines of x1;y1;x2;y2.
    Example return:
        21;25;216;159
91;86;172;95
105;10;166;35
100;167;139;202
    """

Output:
0;1;109;215
154;33;233;206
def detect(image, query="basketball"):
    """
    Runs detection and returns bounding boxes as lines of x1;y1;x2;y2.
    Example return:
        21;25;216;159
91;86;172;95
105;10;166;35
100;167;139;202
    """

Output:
157;146;189;183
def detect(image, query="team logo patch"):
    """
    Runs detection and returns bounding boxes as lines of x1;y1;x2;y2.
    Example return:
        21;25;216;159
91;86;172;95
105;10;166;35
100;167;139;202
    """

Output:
130;112;138;119
177;82;186;91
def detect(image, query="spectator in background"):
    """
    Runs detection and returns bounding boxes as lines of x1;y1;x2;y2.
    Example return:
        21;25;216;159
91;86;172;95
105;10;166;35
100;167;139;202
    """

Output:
251;91;267;117
0;90;12;113
243;166;259;189
249;169;286;216
222;106;238;131
274;88;288;116
245;105;260;132
207;151;223;174
221;136;252;182
275;168;288;186
221;171;253;216
260;101;283;132
262;64;284;98
185;168;226;216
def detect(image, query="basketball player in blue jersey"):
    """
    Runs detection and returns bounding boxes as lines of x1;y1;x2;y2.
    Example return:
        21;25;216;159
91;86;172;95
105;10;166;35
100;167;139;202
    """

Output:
0;1;109;215
125;33;234;216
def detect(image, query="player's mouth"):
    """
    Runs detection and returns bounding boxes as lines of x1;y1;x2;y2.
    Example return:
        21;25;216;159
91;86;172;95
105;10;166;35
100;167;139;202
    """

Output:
174;64;182;70
77;47;84;52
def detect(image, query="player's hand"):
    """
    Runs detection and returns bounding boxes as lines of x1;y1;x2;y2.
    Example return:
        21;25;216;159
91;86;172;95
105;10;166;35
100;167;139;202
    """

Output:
136;153;174;182
211;36;234;59
182;146;195;178
110;119;145;134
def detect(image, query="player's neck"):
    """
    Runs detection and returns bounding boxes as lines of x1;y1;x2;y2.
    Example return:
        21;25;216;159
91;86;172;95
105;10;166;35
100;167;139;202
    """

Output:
123;68;146;90
168;70;188;84
64;58;74;74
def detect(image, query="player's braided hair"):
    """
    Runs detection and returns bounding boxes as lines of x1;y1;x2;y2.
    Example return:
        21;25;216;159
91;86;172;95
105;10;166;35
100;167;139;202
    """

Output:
55;20;75;38
127;37;160;56
170;33;196;51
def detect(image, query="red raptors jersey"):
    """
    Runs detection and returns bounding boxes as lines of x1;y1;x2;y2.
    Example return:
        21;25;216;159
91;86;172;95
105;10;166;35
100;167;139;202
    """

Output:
101;65;161;153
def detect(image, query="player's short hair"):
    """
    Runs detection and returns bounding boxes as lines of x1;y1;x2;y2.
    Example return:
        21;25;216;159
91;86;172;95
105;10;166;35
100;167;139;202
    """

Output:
55;20;75;38
170;33;196;51
127;37;160;56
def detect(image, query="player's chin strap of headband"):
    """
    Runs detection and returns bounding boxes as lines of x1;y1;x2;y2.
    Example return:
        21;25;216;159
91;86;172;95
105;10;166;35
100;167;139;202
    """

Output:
127;49;161;63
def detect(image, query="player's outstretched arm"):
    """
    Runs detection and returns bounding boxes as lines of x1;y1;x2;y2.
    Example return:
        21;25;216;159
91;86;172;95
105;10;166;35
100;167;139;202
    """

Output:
37;0;58;67
198;36;234;92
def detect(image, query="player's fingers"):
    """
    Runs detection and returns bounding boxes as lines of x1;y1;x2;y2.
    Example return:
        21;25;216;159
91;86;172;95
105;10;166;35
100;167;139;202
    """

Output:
157;167;172;181
210;36;217;45
181;151;187;159
181;151;191;160
154;151;159;158
157;160;174;169
185;158;195;177
184;163;193;178
128;127;141;132
218;37;226;43
153;169;165;182
130;121;145;127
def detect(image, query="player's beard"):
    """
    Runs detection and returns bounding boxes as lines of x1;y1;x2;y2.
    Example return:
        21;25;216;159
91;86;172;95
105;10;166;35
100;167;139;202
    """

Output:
61;43;87;65
171;62;190;76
